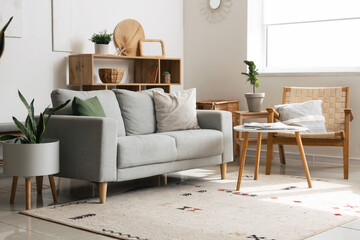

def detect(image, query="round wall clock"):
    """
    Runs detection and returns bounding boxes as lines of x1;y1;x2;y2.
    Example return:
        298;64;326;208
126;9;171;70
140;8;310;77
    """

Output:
199;0;232;23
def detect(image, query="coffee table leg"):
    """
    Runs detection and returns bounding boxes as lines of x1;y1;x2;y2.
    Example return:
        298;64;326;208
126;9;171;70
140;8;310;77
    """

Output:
254;132;262;180
295;132;312;188
237;132;250;191
10;176;18;204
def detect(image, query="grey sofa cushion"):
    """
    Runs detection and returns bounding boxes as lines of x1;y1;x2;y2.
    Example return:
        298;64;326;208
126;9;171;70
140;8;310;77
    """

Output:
117;134;177;169
159;129;223;160
51;89;126;136
112;88;164;135
154;88;200;132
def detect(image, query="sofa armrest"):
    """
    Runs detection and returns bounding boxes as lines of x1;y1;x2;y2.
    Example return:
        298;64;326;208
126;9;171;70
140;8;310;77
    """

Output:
43;115;118;183
196;110;233;163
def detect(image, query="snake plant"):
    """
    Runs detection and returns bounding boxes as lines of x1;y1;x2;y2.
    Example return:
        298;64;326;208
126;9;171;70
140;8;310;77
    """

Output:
241;60;259;94
0;17;13;59
0;91;70;144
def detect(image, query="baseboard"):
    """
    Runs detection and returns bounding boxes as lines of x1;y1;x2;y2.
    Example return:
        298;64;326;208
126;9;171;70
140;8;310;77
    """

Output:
243;148;360;167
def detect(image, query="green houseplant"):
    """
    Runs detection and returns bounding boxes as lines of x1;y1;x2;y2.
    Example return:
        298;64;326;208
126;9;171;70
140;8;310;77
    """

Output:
0;91;69;209
0;16;13;59
0;91;70;206
241;60;265;112
90;30;113;54
0;90;70;143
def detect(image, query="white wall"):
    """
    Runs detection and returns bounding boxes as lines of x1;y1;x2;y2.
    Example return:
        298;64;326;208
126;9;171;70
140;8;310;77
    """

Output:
184;0;360;161
184;0;248;101
0;0;183;123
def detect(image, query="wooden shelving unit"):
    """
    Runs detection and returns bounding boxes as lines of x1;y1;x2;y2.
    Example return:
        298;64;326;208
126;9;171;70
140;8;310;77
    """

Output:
69;54;181;93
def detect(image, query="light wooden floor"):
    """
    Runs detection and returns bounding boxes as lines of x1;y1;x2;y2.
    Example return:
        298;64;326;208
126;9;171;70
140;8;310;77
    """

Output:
0;156;360;240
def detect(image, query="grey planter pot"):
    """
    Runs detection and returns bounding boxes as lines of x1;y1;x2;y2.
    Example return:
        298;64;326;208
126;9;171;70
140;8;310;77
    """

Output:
95;44;109;54
245;93;265;112
3;139;59;177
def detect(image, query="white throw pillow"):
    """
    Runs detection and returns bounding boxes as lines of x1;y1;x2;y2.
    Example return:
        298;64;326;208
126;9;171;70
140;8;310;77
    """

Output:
274;100;327;133
154;88;200;132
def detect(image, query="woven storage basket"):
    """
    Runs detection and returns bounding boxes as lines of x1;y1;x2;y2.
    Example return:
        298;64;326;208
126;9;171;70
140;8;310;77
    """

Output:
98;68;124;83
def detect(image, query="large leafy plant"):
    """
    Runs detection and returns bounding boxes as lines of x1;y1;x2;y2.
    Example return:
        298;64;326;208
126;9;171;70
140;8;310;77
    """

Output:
90;30;112;44
0;16;13;59
241;60;259;94
0;91;70;144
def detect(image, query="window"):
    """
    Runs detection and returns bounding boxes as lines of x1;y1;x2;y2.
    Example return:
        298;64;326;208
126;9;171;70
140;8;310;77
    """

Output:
248;0;360;73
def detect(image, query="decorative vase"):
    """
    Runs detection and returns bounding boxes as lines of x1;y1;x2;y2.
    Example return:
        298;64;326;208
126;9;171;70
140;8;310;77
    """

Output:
3;138;59;177
163;74;171;83
95;44;109;54
245;93;265;112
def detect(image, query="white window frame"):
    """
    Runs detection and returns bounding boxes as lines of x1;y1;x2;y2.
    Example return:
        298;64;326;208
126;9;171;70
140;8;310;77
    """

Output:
247;0;360;75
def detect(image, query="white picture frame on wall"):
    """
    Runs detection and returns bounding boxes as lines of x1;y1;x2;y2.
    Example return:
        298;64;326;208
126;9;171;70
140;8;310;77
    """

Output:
52;0;72;52
0;0;23;38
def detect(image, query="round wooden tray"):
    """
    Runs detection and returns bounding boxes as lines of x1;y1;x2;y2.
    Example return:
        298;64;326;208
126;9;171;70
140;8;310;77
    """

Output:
113;19;145;56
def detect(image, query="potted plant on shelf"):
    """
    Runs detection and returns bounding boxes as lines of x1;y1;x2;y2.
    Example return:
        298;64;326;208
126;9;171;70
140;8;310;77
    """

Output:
241;60;265;112
90;30;113;54
0;91;70;209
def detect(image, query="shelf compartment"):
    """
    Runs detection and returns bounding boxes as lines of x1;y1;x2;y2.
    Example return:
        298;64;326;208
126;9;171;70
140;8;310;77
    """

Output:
160;59;181;84
134;59;160;84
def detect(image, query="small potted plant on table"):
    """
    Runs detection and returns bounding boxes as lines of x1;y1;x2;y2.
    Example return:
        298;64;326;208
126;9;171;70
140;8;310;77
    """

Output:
0;91;70;209
241;60;265;112
90;30;113;54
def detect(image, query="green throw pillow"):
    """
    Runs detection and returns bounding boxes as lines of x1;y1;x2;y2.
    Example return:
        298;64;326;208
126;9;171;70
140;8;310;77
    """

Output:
72;96;106;117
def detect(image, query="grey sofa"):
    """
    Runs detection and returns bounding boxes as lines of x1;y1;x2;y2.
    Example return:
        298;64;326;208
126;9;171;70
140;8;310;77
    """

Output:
45;89;233;203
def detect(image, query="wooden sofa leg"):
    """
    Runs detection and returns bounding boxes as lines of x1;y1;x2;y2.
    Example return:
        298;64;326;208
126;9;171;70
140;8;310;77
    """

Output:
220;163;227;179
163;174;168;185
99;182;108;204
278;144;286;165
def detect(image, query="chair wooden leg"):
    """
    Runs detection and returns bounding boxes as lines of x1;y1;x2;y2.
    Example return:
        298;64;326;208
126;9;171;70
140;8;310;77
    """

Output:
278;144;286;165
99;182;108;204
220;163;227;179
295;132;312;188
237;132;250;191
25;178;31;210
48;175;58;203
36;176;43;194
10;176;18;204
266;134;274;175
254;132;262;180
343;143;349;179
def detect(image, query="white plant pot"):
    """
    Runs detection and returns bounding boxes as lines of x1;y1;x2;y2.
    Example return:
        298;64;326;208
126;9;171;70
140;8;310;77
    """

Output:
95;44;109;54
3;138;59;177
245;93;265;112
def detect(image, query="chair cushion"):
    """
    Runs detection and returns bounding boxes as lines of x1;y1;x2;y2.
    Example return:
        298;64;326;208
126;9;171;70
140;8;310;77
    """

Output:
154;88;200;132
275;100;327;133
159;129;223;160
117;134;177;169
72;96;106;117
112;88;164;135
51;89;125;136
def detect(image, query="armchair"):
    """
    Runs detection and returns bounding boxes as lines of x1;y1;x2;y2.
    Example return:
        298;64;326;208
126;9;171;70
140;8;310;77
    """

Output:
266;87;353;179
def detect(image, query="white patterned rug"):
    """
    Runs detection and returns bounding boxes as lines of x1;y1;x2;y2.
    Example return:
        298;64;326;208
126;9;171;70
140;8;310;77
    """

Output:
20;170;360;240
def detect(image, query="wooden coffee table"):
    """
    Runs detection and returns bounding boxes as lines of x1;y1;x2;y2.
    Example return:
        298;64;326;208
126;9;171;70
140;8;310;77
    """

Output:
233;125;312;191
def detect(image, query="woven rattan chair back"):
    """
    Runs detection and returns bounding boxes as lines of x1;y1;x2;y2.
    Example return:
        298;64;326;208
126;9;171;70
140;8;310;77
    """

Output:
282;87;350;132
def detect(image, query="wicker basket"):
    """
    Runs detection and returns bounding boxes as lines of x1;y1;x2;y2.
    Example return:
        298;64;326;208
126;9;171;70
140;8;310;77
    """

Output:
98;68;124;83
